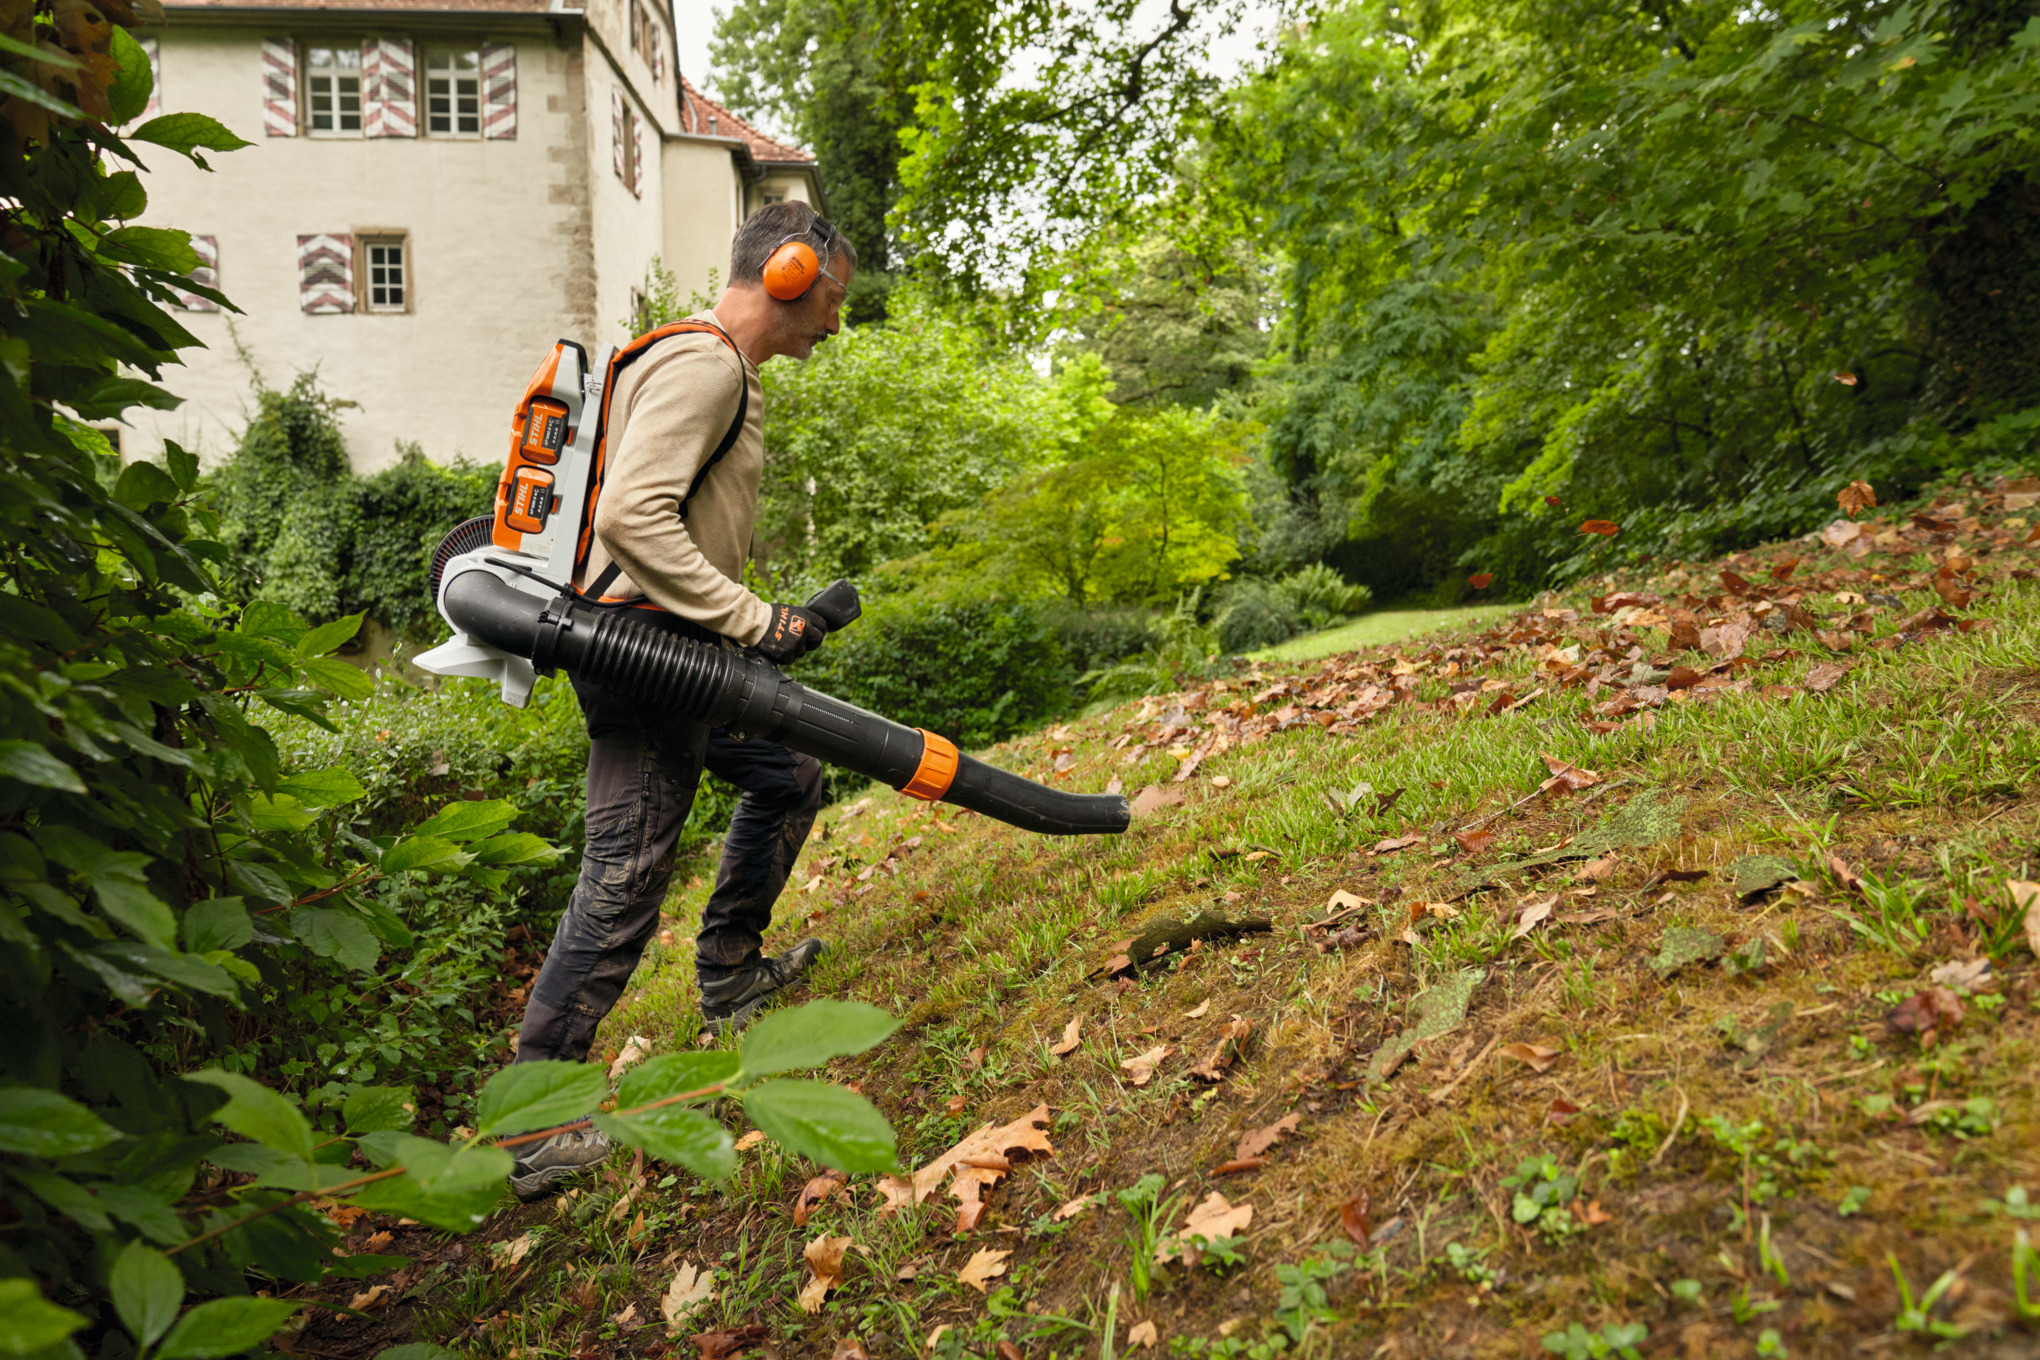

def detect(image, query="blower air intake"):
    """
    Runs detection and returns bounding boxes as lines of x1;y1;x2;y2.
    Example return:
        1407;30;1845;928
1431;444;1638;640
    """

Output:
415;537;1129;838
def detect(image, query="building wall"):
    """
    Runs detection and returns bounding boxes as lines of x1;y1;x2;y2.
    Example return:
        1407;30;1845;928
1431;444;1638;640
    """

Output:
585;51;669;350
660;137;743;302
133;20;599;471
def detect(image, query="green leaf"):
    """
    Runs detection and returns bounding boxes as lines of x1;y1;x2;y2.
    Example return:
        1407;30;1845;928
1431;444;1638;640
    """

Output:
295;613;364;659
246;793;318;832
298;655;375;701
324;1252;411;1279
155;1296;300;1359
741;1080;897;1174
112;458;182;511
616;1052;739;1111
0;740;85;793
182;897;253;953
183;1070;314;1160
473;1062;606;1138
410;799;519;843
254;686;334;729
238;600;307;643
466;832;558;866
9;1170;111;1231
343;1086;415;1134
374;1346;463;1360
594;1104;736;1180
0;1087;121;1157
288;907;381;972
99;225;200;275
108;26;154;124
379;836;473;875
110;1240;183;1349
347;1139;509;1230
80;852;177;951
0;1278;87;1354
278;769;366;809
164;440;201;492
737;1000;899;1079
0;66;83;119
128;111;254;158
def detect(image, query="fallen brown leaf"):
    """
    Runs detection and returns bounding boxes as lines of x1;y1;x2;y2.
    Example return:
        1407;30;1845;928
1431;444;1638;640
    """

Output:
692;1326;767;1359
1537;753;1602;797
1053;1194;1096;1221
1468;572;1494;589
1339;1193;1372;1247
1121;1043;1173;1087
659;1260;715;1334
1183;998;1212;1019
2009;881;2040;958
832;1339;871;1360
1130;785;1184;817
1128;1320;1159;1350
1582;1199;1614;1226
797;1234;852;1314
1159;1192;1253;1264
943;1094;967;1116
1235;1111;1301;1161
733;1130;766;1152
1214;1157;1266;1175
1580;519;1621;536
1805;661;1848;693
901;1105;1055;1209
1509;894;1558;941
957;1247;1011;1293
1455;826;1497;855
953;1200;984;1233
1497;1041;1562;1073
1049;1015;1083;1057
1372;834;1421;855
793;1171;849;1227
1886;986;1964;1042
1190;1017;1252;1082
1578;856;1617;882
1839;479;1877;518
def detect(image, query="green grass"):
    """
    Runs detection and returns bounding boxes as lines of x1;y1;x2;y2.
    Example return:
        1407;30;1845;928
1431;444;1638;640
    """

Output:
1250;601;1521;662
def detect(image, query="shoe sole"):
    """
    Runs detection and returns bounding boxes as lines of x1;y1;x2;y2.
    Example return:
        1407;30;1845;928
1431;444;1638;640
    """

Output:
508;1159;606;1204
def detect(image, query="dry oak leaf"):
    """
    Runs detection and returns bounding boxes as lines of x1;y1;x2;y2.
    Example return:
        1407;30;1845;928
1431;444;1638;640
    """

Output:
1455;826;1497;855
1838;479;1877;518
1804;661;1849;693
1130;785;1184;817
1510;894;1559;941
1121;1044;1174;1087
953;1200;985;1234
1190;1017;1252;1082
832;1340;872;1360
659;1260;716;1334
499;1230;538;1269
1054;1194;1098;1221
2009;881;2040;958
733;1130;767;1152
1372;834;1422;855
1497;1042;1562;1073
347;1283;390;1313
1128;1319;1160;1350
1579;519;1621;536
692;1325;767;1359
794;1171;849;1228
1183;998;1212;1019
1537;753;1602;797
901;1104;1055;1208
1049;1015;1083;1057
797;1234;853;1314
957;1247;1011;1293
1159;1192;1254;1265
1577;856;1617;883
1820;518;1864;549
1234;1111;1301;1161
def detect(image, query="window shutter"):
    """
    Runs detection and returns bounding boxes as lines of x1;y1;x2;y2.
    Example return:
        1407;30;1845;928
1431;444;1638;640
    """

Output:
363;37;417;138
480;41;516;139
631;107;644;197
136;36;161;122
611;87;626;182
170;235;219;312
651;27;664;82
297;233;355;313
261;37;296;136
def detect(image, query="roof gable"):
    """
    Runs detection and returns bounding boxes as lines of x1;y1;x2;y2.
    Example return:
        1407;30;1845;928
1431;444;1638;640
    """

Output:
678;76;811;165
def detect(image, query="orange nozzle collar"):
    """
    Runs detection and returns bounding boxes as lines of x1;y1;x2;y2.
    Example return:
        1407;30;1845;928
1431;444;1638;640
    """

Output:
901;730;959;801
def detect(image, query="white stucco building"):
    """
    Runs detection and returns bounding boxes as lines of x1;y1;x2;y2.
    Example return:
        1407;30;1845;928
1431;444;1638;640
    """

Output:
130;0;821;469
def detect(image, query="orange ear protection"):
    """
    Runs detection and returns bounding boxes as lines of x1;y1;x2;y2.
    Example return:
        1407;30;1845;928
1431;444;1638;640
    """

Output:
761;218;842;301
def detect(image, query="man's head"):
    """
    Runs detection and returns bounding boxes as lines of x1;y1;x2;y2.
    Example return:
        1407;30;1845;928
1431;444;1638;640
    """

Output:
727;201;857;361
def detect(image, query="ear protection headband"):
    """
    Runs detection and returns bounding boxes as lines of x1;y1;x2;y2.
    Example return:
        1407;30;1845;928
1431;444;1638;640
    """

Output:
761;218;843;301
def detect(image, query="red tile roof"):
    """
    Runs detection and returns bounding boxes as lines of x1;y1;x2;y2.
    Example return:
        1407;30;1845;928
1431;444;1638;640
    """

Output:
168;0;549;10
678;76;812;165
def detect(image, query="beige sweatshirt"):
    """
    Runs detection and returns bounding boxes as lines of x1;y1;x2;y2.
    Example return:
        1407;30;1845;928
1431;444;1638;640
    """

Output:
579;309;772;645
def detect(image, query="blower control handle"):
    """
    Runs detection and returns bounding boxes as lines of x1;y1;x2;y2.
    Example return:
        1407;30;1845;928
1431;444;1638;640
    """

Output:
804;579;862;633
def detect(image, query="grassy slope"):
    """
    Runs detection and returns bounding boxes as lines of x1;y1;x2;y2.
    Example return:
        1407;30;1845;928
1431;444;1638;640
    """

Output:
301;478;2040;1360
1250;603;1521;664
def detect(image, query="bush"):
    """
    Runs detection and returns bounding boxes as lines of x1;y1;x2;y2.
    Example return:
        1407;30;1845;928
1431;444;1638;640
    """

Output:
800;594;1074;748
1212;564;1371;653
210;377;494;641
1047;604;1158;677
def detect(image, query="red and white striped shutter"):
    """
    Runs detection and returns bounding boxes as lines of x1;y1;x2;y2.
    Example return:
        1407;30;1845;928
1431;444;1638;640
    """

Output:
480;41;516;138
261;37;296;136
648;26;664;82
363;37;416;137
170;234;219;311
297;234;355;313
631;106;644;196
611;88;626;181
137;36;161;122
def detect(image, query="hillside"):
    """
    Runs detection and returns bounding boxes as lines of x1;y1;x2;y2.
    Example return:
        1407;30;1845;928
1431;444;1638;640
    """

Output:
290;473;2040;1360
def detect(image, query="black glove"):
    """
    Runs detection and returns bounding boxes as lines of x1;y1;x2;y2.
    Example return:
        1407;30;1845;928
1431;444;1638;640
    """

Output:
755;602;828;662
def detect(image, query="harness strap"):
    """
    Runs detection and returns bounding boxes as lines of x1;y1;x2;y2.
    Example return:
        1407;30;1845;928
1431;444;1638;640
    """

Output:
577;319;749;604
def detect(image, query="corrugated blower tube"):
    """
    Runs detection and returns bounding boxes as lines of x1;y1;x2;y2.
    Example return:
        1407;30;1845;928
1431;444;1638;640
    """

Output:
436;564;1130;837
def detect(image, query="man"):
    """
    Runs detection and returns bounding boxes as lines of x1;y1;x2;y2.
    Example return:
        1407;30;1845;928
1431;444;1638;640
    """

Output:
508;202;856;1201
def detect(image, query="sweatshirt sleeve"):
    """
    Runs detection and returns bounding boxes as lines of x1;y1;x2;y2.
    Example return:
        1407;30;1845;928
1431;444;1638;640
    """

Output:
592;341;774;644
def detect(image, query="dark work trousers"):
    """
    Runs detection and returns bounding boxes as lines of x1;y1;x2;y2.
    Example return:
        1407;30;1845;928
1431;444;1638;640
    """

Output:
515;637;825;1063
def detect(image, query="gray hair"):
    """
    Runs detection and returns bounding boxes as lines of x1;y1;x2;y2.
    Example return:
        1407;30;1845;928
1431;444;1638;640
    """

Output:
730;201;858;288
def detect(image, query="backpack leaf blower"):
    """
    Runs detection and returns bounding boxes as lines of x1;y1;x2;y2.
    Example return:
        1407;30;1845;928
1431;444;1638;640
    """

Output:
413;331;1129;838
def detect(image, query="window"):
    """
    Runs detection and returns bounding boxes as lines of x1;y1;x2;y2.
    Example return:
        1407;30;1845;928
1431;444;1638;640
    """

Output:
360;236;408;312
306;45;362;133
425;48;480;134
630;1;664;78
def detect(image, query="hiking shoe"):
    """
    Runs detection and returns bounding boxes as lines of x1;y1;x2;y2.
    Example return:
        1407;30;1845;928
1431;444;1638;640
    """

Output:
507;1122;612;1203
699;938;829;1037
